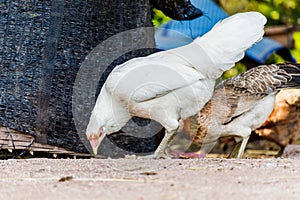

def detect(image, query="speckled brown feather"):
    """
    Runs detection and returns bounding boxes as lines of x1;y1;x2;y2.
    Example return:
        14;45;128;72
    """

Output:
182;62;300;145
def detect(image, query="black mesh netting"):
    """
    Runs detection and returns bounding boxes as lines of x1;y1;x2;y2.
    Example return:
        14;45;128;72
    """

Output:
0;0;163;156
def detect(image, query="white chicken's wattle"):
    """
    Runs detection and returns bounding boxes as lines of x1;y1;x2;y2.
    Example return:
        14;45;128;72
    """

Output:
86;12;267;158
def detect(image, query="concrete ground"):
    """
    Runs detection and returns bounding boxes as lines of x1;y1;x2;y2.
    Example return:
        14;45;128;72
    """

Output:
0;158;299;199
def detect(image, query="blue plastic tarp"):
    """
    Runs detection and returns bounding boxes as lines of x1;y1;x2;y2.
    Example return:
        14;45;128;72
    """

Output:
155;0;296;64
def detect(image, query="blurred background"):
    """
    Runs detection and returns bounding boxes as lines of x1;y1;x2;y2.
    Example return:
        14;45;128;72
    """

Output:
153;0;300;78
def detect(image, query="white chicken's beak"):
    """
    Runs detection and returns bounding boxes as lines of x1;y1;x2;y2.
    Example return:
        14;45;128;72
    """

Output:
88;132;106;155
92;146;99;155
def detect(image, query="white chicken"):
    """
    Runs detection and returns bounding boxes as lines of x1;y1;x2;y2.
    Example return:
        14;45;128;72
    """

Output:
86;12;266;158
177;63;300;158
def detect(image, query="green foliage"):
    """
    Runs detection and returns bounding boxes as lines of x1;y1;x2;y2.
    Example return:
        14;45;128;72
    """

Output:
152;8;171;27
222;62;247;79
292;31;300;60
219;0;300;25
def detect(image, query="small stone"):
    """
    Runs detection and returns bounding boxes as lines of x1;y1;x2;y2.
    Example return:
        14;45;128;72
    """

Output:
282;145;300;158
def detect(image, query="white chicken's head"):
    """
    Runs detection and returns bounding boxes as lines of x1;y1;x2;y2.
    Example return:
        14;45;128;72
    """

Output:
86;126;106;155
85;105;126;155
86;117;106;155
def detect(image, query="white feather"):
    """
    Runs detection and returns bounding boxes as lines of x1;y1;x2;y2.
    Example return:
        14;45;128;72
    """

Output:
193;12;266;78
86;12;267;156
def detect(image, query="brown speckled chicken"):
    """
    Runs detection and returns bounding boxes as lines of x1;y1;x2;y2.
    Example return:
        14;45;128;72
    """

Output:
172;63;300;158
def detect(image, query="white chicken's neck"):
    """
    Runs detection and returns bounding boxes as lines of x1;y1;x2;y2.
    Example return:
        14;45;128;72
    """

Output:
93;86;130;134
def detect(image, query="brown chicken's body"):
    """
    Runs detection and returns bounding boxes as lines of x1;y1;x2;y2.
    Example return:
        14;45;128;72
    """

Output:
174;63;300;158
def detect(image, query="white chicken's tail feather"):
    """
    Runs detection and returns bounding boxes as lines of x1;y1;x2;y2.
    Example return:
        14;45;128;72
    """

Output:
193;12;266;78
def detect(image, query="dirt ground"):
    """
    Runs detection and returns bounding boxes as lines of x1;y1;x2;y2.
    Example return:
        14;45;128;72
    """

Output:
0;157;300;200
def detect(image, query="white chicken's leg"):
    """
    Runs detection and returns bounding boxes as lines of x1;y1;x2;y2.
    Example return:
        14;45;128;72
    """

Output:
138;129;177;159
154;129;178;158
137;116;180;159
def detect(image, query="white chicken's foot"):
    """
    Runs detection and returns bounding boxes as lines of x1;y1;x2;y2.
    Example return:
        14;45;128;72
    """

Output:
137;153;170;159
138;129;177;159
154;129;178;158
